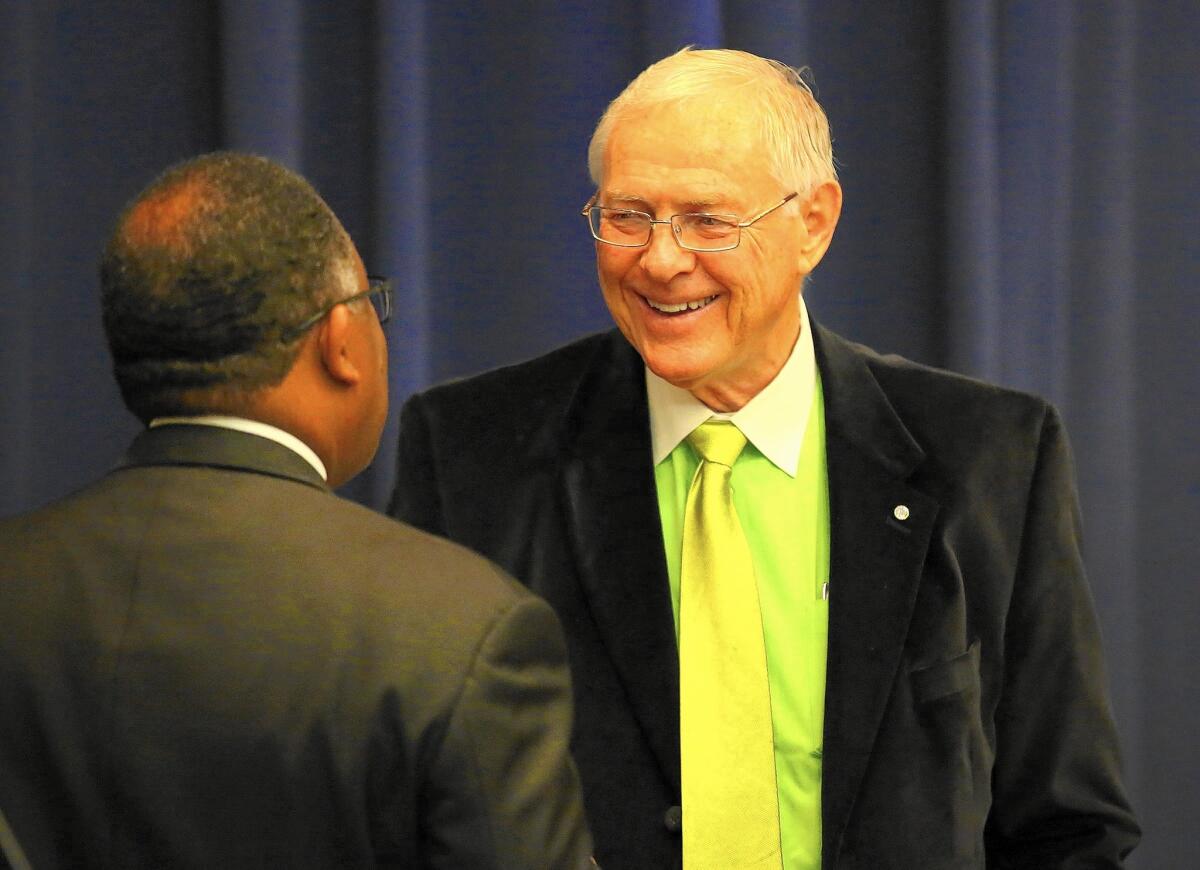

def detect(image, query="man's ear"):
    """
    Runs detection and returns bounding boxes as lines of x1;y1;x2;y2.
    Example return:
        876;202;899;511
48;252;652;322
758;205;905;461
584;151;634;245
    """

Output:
797;180;842;274
317;304;362;386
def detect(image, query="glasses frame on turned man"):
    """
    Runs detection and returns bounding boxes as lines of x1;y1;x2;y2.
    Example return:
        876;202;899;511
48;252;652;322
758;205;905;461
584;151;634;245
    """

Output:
282;275;392;341
581;192;798;253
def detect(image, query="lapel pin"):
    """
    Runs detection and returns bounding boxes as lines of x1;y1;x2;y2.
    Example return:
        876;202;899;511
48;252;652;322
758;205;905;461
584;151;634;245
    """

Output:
893;504;910;521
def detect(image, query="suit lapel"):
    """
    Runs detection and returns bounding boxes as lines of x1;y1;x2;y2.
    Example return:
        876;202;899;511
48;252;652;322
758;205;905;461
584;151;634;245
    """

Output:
560;333;682;794
813;325;940;859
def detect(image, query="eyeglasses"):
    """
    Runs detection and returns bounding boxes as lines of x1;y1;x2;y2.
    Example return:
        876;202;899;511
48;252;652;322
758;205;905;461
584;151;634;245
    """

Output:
283;275;392;341
581;192;798;253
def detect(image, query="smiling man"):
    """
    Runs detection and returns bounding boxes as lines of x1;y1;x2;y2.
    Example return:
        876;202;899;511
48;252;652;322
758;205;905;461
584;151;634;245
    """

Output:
391;49;1139;869
589;92;838;414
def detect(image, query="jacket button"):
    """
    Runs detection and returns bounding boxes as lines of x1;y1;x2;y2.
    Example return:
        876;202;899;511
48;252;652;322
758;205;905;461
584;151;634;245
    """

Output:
664;805;682;832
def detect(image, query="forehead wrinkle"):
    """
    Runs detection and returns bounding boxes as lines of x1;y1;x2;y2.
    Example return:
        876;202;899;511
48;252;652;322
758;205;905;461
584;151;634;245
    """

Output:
121;175;216;252
603;186;735;217
608;189;723;206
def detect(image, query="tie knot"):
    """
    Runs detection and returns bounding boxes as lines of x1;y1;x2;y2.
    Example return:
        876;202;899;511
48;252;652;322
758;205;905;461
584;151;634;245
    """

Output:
687;421;747;468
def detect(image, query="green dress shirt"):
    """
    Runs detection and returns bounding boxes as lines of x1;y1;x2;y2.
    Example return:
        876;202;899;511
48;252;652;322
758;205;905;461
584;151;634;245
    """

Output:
655;379;829;869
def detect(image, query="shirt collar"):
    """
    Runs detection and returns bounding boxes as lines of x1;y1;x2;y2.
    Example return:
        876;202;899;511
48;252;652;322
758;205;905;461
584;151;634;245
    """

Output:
646;296;817;477
148;415;328;481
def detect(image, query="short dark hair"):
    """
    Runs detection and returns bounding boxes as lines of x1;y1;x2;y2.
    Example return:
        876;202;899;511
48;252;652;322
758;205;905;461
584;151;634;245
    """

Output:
100;152;353;423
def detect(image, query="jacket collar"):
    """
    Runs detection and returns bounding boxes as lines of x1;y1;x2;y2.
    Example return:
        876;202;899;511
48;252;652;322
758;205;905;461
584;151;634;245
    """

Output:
813;322;925;476
117;424;330;492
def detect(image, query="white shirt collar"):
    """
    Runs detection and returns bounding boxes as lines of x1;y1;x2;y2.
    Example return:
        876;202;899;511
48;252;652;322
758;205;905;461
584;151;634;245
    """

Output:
148;415;328;481
646;296;817;477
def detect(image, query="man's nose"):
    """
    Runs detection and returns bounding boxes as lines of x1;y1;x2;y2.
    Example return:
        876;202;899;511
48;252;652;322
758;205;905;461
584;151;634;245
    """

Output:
638;221;695;282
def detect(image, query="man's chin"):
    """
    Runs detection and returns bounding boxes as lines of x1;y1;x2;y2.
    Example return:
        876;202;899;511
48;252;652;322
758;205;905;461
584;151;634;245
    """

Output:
615;320;722;391
643;354;711;393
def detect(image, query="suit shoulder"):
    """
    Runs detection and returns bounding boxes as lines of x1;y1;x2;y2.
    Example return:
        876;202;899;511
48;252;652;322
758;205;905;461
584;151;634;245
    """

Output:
328;497;531;606
410;331;616;415
323;500;566;700
845;336;1056;432
815;326;1065;482
398;331;629;463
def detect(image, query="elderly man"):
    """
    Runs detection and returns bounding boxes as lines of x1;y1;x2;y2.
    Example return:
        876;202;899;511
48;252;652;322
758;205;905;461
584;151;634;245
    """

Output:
391;49;1139;868
0;152;593;869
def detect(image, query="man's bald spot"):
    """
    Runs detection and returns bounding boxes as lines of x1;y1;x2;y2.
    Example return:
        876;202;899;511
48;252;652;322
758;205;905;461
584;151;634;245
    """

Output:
120;173;218;253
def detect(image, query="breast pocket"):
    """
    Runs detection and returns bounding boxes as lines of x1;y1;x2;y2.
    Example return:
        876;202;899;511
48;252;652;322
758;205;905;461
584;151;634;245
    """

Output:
911;640;981;705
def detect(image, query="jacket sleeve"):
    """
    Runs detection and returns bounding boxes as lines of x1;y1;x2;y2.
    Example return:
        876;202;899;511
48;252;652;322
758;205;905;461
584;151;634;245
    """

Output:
419;592;595;869
984;405;1140;867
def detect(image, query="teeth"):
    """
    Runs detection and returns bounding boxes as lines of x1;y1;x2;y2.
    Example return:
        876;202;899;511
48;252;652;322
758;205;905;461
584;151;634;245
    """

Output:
648;294;717;313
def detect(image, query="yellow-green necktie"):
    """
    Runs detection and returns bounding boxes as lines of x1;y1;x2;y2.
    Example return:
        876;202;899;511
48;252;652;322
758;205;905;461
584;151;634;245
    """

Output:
680;421;782;869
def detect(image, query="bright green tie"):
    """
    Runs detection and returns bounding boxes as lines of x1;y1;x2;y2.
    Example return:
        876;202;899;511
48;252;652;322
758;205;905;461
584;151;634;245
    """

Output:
680;421;782;869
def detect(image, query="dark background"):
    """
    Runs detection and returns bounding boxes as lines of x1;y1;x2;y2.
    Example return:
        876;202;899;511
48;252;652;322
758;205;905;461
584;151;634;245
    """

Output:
2;2;1196;864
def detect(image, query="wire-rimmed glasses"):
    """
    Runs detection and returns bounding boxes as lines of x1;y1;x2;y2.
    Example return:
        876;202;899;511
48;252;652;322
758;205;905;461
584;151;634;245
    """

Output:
581;192;798;253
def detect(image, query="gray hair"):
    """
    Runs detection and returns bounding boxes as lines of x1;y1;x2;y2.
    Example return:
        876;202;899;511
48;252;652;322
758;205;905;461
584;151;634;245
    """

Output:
587;47;837;197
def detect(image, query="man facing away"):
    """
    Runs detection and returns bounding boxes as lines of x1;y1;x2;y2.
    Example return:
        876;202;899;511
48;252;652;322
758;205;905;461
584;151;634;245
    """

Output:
0;152;593;869
390;49;1139;868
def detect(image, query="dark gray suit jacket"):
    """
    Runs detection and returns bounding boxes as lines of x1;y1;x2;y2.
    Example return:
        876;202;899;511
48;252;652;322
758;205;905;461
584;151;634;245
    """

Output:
390;324;1139;869
0;425;592;869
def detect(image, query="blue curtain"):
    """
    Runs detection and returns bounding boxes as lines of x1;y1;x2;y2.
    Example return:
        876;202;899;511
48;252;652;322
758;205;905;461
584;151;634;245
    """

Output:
2;2;1196;863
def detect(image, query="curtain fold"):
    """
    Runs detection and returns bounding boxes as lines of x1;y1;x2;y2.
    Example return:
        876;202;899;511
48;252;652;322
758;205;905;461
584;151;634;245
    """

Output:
220;0;304;163
945;0;1003;379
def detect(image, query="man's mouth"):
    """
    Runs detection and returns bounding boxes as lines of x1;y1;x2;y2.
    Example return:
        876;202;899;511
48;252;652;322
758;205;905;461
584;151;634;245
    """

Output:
645;294;718;314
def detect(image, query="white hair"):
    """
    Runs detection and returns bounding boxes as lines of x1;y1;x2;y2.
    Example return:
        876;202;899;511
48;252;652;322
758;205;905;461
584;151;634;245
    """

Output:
587;47;837;197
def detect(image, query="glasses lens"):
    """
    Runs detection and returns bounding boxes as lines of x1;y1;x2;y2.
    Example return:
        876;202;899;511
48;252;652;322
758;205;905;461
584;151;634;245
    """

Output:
674;214;740;251
590;207;651;246
368;280;391;324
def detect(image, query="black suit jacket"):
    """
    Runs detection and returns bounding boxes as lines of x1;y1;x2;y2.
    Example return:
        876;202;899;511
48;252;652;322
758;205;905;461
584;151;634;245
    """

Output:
391;324;1139;869
0;425;592;869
